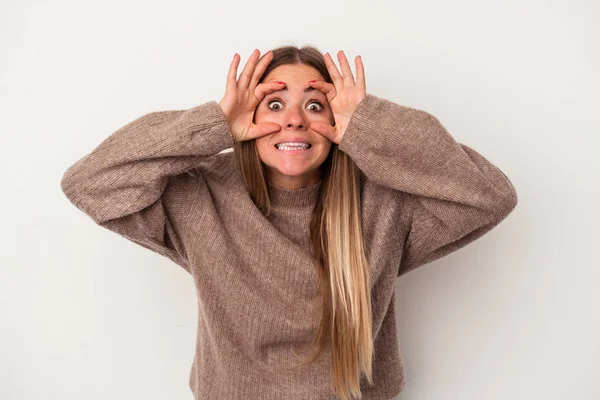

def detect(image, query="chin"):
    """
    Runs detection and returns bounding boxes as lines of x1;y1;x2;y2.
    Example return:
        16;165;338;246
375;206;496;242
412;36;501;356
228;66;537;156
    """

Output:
273;167;316;177
273;153;328;172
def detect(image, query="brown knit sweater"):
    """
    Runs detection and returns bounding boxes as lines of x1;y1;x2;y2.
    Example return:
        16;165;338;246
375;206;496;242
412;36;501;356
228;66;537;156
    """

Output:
60;93;518;399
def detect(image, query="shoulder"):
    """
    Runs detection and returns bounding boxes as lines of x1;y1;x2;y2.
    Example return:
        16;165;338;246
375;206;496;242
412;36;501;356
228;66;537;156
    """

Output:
161;151;238;226
162;151;234;200
360;173;413;237
172;150;241;200
193;150;237;182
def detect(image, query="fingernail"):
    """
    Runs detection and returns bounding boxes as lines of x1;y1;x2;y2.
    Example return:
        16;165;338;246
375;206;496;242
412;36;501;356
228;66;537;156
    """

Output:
309;80;316;83
277;81;285;84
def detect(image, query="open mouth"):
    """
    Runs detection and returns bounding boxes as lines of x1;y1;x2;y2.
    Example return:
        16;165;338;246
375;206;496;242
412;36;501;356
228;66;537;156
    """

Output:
274;143;313;153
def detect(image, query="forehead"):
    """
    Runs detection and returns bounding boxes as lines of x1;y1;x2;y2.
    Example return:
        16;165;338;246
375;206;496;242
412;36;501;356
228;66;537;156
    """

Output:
263;64;324;85
263;65;326;98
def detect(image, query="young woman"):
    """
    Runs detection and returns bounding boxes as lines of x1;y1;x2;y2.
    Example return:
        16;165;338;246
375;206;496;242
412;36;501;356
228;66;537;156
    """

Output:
60;45;518;400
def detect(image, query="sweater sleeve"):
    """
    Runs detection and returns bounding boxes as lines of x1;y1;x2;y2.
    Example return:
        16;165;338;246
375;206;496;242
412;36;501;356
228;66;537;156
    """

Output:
60;101;235;272
337;94;518;277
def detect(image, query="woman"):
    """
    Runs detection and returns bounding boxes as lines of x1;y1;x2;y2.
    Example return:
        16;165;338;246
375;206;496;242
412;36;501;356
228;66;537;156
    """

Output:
60;45;518;400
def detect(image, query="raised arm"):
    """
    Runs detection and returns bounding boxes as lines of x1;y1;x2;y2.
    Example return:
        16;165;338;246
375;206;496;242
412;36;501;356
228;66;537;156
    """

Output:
60;101;235;272
338;94;518;277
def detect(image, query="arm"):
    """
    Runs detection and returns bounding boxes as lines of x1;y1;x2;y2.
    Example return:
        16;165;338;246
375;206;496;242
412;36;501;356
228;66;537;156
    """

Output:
60;101;235;272
337;94;518;277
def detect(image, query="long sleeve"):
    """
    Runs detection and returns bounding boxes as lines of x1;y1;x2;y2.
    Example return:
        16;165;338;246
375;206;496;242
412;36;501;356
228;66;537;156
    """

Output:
60;101;235;272
338;94;518;277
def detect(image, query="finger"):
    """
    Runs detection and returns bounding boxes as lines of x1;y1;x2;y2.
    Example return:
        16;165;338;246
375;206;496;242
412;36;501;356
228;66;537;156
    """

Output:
309;121;337;142
355;55;366;92
337;50;355;87
249;50;273;90
226;53;241;94
249;122;281;140
238;49;261;89
255;81;286;101
307;80;336;102
323;52;343;88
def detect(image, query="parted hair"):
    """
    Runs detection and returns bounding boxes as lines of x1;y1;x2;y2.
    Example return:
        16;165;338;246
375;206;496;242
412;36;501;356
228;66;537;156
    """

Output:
233;44;374;400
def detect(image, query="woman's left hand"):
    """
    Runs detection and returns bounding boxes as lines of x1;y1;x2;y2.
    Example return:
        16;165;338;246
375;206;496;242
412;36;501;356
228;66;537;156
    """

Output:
307;50;366;145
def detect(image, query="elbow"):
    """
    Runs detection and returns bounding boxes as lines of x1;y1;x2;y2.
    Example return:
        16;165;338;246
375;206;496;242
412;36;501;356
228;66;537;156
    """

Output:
501;173;519;215
501;191;518;220
60;163;84;206
491;182;518;222
60;168;74;200
60;168;72;192
491;166;519;219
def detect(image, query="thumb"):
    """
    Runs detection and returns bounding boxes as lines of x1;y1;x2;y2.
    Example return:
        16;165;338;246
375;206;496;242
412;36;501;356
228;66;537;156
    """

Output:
309;121;337;142
249;122;282;140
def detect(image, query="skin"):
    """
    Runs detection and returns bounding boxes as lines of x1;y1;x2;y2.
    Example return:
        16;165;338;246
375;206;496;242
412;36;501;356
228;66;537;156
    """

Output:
218;48;366;190
254;64;335;190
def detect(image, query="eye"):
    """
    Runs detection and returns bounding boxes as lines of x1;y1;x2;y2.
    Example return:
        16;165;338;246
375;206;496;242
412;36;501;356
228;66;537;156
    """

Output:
267;99;284;111
267;98;324;113
307;100;323;112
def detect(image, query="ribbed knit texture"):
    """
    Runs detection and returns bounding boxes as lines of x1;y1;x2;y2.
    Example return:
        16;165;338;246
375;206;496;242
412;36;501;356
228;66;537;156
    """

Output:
60;94;518;399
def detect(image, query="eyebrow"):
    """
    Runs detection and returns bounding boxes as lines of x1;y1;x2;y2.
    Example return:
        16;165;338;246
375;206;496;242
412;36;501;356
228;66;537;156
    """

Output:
271;85;318;94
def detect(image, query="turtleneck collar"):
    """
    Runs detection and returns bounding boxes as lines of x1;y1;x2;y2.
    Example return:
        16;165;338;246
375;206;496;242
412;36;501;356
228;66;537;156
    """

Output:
267;179;322;209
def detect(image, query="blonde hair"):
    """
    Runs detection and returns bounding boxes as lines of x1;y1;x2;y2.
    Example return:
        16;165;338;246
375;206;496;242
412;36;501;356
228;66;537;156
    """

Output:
233;44;373;400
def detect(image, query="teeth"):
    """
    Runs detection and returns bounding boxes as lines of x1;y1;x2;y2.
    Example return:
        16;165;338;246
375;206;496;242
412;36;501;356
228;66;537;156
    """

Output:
276;142;311;150
277;142;310;147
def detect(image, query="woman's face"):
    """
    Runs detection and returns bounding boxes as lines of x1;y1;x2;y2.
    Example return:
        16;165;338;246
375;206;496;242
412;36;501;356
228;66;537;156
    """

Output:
254;64;334;190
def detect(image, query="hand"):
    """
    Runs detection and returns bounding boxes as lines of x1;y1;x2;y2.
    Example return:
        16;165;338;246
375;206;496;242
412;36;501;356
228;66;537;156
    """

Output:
218;49;285;142
307;50;366;144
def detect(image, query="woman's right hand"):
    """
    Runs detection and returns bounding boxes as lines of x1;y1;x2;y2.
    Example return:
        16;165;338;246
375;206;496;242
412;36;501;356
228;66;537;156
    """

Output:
218;49;286;143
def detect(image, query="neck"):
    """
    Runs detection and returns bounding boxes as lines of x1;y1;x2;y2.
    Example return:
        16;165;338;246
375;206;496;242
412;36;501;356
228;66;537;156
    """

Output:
266;169;322;190
266;178;322;209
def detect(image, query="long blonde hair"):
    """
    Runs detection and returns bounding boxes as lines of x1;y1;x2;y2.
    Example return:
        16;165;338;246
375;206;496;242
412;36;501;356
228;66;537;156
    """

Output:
233;44;373;400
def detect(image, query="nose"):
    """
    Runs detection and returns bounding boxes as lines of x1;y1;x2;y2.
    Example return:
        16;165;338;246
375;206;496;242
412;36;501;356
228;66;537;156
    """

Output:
283;106;308;130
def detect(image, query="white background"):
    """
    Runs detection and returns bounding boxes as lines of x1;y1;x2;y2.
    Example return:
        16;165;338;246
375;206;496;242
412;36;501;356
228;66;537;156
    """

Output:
1;0;598;399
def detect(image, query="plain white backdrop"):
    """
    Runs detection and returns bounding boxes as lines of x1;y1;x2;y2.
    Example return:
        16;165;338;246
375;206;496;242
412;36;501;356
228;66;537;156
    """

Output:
1;0;598;399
